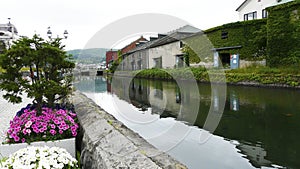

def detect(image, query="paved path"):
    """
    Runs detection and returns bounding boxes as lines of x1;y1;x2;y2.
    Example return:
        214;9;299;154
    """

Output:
0;91;31;143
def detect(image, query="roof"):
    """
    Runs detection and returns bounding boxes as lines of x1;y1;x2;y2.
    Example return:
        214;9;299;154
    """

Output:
236;0;249;11
123;25;202;55
0;23;18;34
167;25;202;34
121;36;148;54
236;0;294;11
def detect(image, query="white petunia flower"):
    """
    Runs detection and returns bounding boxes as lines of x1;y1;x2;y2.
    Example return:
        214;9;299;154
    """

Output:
0;146;78;169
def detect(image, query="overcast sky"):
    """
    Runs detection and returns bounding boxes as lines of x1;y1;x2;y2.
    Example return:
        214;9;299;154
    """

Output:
0;0;245;50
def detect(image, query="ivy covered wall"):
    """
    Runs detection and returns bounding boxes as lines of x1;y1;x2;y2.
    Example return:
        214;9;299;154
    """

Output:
204;1;300;67
204;19;267;61
267;1;300;67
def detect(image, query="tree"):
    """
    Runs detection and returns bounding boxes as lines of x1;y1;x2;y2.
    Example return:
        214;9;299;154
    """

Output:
0;35;75;114
0;40;6;54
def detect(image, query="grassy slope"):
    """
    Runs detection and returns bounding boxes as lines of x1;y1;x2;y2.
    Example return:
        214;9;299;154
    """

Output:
133;66;300;87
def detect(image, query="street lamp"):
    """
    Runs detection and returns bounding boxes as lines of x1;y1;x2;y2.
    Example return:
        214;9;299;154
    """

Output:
47;26;68;39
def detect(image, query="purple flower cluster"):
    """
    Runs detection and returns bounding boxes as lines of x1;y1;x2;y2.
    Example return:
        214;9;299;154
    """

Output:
6;107;79;143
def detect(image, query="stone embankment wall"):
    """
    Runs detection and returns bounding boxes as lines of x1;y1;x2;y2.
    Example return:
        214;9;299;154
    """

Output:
72;91;187;169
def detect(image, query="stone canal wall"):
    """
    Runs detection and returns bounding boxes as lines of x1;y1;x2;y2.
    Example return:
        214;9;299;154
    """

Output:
71;91;186;169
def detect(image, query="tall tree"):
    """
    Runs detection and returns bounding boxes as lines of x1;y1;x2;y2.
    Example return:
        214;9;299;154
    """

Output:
0;35;75;114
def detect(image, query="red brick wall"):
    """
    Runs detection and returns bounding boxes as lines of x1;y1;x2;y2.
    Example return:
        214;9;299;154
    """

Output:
106;51;118;68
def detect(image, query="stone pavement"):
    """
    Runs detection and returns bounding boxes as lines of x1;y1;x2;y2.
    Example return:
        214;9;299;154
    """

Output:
0;91;31;143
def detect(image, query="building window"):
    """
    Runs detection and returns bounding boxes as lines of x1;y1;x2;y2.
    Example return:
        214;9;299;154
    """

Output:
262;9;268;18
179;41;184;48
244;11;257;21
153;57;162;68
176;55;185;68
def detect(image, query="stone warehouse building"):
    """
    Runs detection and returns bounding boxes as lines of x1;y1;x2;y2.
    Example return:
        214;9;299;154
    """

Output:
121;25;201;71
105;36;147;69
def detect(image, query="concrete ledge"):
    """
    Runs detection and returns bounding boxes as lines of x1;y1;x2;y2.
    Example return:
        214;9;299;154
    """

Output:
72;91;187;169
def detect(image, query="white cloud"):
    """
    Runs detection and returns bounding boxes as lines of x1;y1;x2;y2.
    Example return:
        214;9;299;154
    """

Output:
0;0;244;50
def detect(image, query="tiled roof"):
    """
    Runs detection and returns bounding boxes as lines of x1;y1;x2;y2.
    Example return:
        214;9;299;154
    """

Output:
123;25;202;55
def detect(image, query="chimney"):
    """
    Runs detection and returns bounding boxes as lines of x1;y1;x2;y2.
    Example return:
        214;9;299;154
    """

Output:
158;34;166;39
150;37;158;41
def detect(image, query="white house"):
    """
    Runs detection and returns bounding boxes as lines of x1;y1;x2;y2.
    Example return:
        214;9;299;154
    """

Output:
236;0;294;21
0;22;19;49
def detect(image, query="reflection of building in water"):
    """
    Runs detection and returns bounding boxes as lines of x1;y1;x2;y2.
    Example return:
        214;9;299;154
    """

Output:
73;76;107;93
106;77;112;93
237;143;272;168
230;92;240;111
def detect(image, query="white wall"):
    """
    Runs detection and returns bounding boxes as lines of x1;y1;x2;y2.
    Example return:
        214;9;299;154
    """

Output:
238;0;284;21
148;41;183;69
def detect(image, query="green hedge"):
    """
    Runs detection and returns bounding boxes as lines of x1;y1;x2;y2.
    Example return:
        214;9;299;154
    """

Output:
204;19;267;60
266;1;300;67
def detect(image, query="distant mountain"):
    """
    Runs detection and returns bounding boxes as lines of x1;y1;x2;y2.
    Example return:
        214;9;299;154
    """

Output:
67;48;108;64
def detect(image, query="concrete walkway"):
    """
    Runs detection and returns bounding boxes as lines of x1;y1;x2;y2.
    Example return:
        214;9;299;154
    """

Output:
0;91;31;143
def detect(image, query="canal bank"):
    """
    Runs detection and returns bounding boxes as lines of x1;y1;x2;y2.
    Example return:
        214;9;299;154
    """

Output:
74;76;300;169
71;90;187;169
111;67;300;89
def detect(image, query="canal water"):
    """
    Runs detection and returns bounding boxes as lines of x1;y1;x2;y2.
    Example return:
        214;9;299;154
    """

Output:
74;76;300;169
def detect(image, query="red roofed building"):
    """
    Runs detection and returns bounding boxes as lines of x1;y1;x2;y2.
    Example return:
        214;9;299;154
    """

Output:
121;36;148;54
105;36;148;69
106;50;118;68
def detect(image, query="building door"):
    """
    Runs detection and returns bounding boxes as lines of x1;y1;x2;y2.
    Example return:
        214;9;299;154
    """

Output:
220;53;230;68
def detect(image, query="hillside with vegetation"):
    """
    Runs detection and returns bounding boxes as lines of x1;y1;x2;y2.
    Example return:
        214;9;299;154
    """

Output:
67;48;108;64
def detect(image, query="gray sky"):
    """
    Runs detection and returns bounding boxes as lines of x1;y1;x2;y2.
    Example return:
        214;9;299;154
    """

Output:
0;0;245;50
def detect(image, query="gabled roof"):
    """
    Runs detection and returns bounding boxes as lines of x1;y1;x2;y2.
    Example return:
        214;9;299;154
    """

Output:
123;25;202;55
236;0;249;11
167;25;201;34
236;0;294;11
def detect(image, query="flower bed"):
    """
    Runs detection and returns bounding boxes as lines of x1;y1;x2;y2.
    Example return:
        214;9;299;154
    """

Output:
5;104;79;144
0;146;79;169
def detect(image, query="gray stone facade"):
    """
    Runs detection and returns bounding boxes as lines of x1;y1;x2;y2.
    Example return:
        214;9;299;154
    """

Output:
72;91;187;169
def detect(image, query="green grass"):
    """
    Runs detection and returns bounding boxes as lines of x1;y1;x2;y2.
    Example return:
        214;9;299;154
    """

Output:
134;66;300;87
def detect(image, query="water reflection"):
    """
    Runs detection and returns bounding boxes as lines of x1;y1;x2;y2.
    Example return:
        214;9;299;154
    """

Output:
74;76;300;169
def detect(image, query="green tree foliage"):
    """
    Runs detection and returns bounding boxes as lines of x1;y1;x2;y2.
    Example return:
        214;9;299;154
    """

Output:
0;41;6;54
182;33;214;65
0;35;75;113
109;50;122;73
182;45;198;65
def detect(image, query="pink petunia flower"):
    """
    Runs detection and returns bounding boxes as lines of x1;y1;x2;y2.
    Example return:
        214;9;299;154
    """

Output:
25;121;32;128
21;138;26;143
50;129;56;135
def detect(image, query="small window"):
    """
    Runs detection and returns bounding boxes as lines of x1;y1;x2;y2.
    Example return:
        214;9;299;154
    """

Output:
262;9;268;18
179;41;184;48
244;14;248;21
